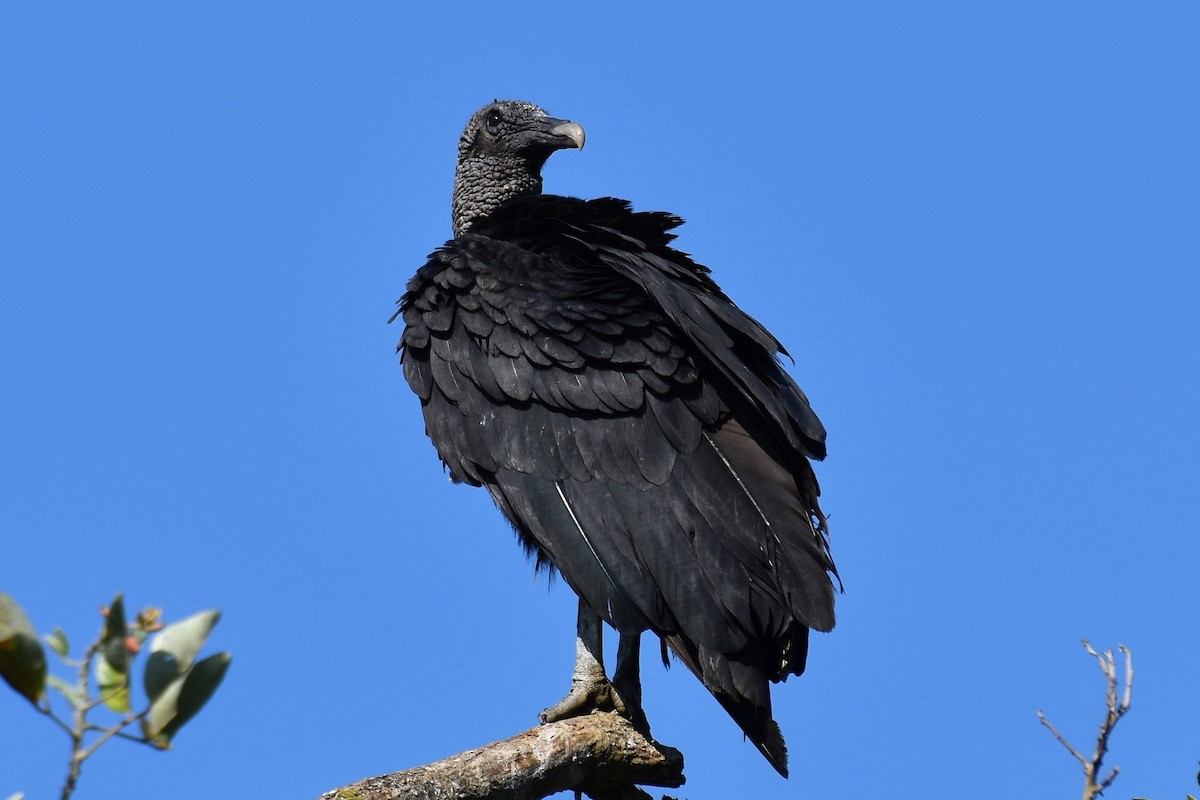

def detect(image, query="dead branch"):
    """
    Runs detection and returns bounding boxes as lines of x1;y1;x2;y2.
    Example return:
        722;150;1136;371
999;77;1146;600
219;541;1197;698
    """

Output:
1037;641;1133;800
315;711;684;800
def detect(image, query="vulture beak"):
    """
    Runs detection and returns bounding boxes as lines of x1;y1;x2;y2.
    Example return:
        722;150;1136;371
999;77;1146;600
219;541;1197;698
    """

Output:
547;118;586;151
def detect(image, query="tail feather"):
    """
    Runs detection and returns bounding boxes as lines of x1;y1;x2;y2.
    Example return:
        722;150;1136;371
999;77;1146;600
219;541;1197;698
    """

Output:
664;634;790;778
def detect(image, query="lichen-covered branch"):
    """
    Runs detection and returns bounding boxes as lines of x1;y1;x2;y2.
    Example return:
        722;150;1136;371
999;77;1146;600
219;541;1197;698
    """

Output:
316;712;684;800
1037;641;1133;800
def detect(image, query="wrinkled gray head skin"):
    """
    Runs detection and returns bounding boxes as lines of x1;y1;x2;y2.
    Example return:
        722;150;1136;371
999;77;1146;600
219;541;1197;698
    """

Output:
451;100;586;237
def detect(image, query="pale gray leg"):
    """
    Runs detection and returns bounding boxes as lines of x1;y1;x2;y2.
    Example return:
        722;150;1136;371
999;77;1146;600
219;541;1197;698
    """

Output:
540;599;629;723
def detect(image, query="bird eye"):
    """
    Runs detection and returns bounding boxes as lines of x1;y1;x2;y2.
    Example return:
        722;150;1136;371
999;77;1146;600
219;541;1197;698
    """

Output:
485;109;503;131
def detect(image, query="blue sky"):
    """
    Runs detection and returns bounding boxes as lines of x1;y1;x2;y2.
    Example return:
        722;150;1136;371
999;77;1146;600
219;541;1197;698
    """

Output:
2;3;1198;798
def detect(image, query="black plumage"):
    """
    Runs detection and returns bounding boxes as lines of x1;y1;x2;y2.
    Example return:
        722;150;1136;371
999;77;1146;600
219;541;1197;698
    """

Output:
397;100;837;777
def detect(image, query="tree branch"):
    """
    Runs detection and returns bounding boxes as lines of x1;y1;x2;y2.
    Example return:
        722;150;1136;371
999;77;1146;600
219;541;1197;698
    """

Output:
316;712;684;800
1038;641;1133;800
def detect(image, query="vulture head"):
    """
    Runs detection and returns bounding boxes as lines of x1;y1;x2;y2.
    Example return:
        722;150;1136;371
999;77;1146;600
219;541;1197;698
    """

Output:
451;100;586;237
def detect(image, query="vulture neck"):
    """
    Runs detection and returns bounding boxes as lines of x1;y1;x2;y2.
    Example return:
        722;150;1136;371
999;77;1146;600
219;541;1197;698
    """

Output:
451;154;546;238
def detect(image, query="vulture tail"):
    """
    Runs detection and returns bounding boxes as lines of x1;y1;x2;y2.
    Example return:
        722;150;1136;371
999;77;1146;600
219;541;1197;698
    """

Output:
663;634;790;778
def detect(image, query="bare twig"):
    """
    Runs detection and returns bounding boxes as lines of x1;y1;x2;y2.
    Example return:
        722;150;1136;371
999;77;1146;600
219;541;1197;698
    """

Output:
59;637;103;800
1038;641;1133;800
316;712;685;800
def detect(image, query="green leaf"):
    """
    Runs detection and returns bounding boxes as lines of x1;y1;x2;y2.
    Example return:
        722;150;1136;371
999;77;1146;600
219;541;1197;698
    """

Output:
44;628;69;659
0;594;46;704
143;610;219;702
95;654;131;713
143;651;231;747
94;594;134;711
47;674;84;709
143;672;185;746
161;652;231;741
101;594;130;674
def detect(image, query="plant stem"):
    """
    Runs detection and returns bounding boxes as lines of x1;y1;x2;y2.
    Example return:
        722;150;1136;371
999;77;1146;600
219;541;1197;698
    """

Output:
59;635;102;800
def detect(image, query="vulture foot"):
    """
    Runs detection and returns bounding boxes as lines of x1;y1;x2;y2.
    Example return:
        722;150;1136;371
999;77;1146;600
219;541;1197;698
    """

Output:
539;604;649;734
539;672;626;723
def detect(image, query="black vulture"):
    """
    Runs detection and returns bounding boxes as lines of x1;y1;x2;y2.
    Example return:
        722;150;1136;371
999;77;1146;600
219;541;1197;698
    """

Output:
397;100;837;777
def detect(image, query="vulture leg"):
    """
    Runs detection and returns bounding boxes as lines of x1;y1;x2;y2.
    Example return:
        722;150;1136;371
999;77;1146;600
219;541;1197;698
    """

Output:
613;631;649;733
539;599;638;724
